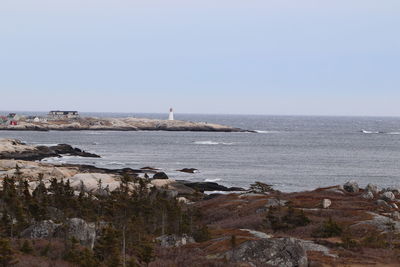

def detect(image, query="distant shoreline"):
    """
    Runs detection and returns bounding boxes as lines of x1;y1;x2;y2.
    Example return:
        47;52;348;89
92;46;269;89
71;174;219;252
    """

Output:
0;116;251;133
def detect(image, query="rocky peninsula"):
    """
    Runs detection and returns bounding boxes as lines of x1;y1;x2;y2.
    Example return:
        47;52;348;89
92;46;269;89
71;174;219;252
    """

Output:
0;116;246;132
1;139;400;266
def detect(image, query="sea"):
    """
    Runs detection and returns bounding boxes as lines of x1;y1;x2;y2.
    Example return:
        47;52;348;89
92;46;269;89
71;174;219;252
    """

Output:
1;112;400;192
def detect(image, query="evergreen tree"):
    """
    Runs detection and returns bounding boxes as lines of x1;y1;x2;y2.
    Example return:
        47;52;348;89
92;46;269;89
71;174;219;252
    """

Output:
0;238;17;266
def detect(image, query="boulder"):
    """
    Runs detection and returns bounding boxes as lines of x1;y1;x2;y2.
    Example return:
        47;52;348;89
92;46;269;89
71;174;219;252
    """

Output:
361;191;374;200
381;191;395;202
21;220;61;239
69;173;119;192
153;172;169;180
156;234;195;247
225;237;308;267
376;199;391;208
56;218;96;249
365;184;379;195
353;212;400;233
343;180;359;193
265;198;287;208
321;199;332;209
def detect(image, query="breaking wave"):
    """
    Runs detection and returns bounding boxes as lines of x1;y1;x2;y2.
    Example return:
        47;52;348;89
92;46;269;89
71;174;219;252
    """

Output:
194;141;234;145
254;130;279;134
361;130;379;134
205;178;221;182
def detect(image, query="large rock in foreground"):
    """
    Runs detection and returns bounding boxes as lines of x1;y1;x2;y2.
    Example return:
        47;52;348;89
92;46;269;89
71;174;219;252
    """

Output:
225;237;308;267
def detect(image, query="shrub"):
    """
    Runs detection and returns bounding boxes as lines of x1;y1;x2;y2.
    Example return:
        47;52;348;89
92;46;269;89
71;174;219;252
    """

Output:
312;218;342;238
249;182;274;194
264;206;310;232
20;240;33;254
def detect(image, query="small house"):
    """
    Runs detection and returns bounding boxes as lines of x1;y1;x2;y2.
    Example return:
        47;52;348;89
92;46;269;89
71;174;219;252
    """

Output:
48;110;79;119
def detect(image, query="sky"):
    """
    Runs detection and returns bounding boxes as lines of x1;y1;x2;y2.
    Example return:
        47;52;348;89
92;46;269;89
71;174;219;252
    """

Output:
1;0;399;116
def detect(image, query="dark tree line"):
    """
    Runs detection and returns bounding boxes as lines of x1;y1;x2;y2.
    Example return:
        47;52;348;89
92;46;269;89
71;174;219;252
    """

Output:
0;166;206;266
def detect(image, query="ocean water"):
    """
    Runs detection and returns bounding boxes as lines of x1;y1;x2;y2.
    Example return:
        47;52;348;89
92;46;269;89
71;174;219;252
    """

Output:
1;112;400;192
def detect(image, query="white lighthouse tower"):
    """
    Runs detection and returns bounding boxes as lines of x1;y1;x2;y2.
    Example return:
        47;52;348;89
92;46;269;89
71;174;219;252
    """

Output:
168;108;174;120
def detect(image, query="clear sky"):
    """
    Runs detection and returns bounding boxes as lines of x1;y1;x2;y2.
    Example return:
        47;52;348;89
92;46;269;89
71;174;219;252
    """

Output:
1;0;399;116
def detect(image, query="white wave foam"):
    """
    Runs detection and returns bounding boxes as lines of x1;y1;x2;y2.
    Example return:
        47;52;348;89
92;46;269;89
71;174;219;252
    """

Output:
362;130;379;134
205;178;221;182
194;141;219;145
387;132;400;135
254;130;278;134
194;141;234;145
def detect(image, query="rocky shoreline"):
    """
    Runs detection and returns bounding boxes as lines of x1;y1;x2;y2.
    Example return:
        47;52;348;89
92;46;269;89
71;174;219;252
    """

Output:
0;116;250;132
1;139;400;266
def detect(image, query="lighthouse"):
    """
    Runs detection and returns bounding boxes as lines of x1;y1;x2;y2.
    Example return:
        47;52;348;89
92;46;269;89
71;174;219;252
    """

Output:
168;108;174;120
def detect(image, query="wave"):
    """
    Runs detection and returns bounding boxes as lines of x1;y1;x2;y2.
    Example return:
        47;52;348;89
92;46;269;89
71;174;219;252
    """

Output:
361;130;379;134
106;161;126;166
387;132;400;135
254;130;279;134
205;178;221;182
194;141;234;145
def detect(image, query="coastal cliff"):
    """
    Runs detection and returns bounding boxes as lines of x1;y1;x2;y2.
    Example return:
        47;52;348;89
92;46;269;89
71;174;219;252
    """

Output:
0;117;246;132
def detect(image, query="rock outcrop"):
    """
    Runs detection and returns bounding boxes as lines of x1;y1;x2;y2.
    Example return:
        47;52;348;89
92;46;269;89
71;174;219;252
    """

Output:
224;237;308;267
21;220;61;239
156;234;195;248
0;117;246;132
0;139;100;161
343;180;359;193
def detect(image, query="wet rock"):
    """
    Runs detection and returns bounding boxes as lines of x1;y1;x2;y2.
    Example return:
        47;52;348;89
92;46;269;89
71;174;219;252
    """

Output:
365;183;379;195
381;191;395;202
153;172;169;180
156;234;195;248
177;168;198;173
225;237;308;267
21;220;61;239
321;199;332;209
361;191;374;200
343;180;359;193
178;180;245;193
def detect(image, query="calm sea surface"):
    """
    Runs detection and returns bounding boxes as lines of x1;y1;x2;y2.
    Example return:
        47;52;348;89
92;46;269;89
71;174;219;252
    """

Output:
1;112;400;192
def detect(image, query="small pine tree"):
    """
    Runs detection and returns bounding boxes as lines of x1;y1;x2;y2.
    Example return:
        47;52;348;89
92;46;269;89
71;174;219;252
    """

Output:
20;240;33;254
0;238;18;266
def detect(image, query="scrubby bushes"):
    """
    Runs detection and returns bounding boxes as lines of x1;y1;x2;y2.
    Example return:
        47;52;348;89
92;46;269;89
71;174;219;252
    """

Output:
264;206;310;232
312;217;342;238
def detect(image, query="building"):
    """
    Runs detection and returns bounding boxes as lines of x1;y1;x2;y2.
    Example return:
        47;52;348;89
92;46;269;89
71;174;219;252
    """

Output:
168;108;174;120
48;111;79;119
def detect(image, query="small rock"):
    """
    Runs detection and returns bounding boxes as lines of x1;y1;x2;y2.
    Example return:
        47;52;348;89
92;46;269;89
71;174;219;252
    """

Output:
343;180;359;193
392;203;399;209
265;198;287;208
381;191;395;202
361;191;374;200
156;234;195;247
365;183;379;195
321;199;332;209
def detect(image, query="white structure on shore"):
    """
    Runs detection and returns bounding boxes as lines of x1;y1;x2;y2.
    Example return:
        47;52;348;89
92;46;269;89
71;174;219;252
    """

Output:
168;108;174;120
